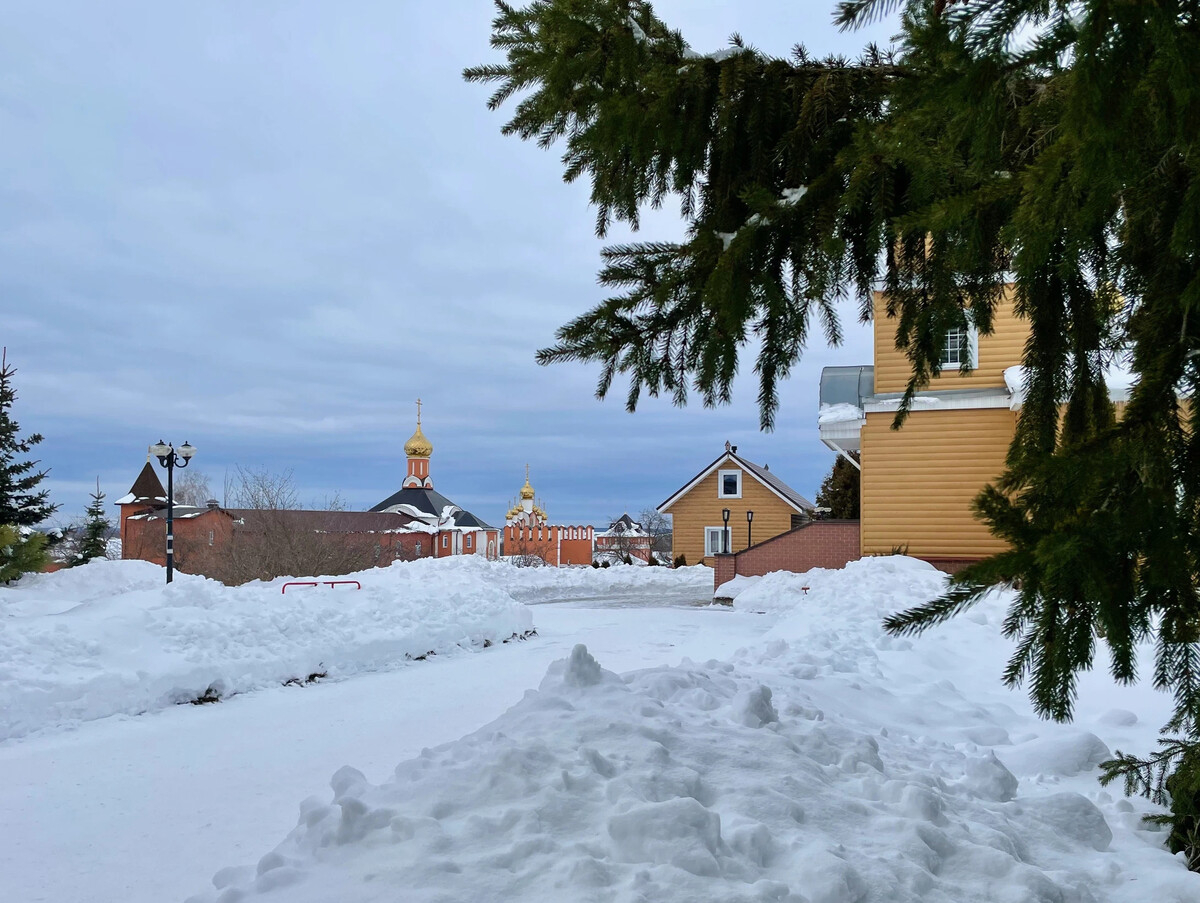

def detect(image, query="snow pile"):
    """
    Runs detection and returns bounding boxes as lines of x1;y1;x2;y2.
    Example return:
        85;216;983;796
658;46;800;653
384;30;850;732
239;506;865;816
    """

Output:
494;560;713;604
817;402;864;425
0;557;532;741
188;557;1197;902
731;555;948;617
1005;363;1138;408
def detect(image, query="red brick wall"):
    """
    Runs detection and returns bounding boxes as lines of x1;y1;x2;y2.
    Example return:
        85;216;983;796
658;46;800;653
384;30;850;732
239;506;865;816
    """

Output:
920;557;981;575
713;520;861;592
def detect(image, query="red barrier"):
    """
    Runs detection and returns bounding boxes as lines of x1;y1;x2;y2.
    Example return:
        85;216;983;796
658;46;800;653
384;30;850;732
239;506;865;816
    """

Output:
281;581;319;594
281;579;362;594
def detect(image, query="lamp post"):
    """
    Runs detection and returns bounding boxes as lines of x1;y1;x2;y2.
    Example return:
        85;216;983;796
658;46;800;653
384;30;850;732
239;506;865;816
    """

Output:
150;440;196;583
721;507;730;554
746;509;754;549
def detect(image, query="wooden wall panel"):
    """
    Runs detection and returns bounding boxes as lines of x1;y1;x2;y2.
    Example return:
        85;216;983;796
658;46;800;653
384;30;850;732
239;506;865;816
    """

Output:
665;467;798;566
860;408;1016;557
873;287;1030;395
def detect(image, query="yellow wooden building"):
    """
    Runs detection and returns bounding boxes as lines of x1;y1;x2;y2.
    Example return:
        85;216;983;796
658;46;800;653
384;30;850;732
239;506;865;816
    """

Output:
657;442;816;567
819;288;1132;569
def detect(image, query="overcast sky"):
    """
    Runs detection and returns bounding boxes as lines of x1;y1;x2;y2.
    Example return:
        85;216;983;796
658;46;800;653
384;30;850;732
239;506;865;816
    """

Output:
2;1;897;529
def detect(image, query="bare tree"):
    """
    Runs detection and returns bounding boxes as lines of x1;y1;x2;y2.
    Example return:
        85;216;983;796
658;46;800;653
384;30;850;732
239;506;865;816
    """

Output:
177;466;377;584
595;514;652;565
503;528;556;567
172;469;213;507
638;507;672;563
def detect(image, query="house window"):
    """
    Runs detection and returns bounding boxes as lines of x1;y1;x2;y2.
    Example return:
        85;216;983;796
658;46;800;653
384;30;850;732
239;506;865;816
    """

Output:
718;469;742;499
940;325;977;369
442;535;448;549
208;530;214;546
466;534;472;549
705;526;732;556
416;540;422;556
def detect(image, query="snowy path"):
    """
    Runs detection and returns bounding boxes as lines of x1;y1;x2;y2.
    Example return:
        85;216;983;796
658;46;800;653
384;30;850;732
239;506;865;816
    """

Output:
0;604;767;903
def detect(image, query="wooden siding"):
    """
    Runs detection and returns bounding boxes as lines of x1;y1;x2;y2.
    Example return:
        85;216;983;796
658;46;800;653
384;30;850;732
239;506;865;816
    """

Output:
666;467;798;567
860;407;1015;558
873;287;1030;394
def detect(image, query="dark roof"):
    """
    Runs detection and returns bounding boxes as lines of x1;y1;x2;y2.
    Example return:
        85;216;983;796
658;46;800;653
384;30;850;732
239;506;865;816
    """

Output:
125;462;166;504
369;487;494;530
609;513;641;531
735;455;815;512
658;449;816;513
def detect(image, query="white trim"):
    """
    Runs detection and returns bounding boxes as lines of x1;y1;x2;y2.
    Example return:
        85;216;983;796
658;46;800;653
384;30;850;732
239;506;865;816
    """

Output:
939;324;979;371
704;526;731;557
717;469;742;499
862;392;1011;414
823;440;861;470
659;453;809;514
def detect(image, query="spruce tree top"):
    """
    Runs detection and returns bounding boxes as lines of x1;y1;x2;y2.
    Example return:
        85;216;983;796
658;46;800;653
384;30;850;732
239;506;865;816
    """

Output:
0;349;57;528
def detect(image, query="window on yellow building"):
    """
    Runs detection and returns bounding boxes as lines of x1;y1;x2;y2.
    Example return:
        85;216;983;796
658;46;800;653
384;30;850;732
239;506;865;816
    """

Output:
718;469;742;499
705;526;731;556
940;325;977;369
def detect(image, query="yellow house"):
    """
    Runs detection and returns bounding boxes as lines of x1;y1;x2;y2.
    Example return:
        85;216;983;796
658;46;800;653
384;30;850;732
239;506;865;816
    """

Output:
658;442;816;567
819;288;1132;570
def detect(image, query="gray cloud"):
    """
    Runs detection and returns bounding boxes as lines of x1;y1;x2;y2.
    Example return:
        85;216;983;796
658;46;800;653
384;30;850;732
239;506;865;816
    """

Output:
3;1;889;527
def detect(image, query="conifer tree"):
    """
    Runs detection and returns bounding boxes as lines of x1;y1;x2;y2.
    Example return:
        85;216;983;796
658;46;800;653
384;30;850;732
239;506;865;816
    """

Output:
815;453;860;519
469;0;1200;856
70;479;111;566
0;525;46;583
0;349;56;580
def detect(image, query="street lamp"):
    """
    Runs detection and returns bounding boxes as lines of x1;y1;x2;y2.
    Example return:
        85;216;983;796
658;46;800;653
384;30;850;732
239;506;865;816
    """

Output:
721;507;730;554
150;440;196;583
746;509;754;549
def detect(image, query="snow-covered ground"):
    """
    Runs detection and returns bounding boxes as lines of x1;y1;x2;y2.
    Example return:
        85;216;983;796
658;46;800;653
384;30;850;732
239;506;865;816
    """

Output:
0;557;532;741
2;557;1196;902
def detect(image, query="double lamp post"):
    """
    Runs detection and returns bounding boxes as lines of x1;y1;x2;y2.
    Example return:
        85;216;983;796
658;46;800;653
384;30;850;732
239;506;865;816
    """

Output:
720;508;754;554
150;440;196;583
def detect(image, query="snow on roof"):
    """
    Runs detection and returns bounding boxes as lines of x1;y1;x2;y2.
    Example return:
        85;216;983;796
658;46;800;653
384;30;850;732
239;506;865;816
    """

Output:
817;402;864;426
1004;364;1138;409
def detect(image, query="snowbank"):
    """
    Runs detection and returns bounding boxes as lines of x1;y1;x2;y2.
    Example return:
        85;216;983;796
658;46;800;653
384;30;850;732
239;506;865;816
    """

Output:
493;560;713;604
730;555;946;617
0;557;533;741
187;557;1198;902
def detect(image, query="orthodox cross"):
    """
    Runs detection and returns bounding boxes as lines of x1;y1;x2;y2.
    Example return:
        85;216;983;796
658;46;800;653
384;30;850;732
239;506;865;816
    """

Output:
416;397;422;425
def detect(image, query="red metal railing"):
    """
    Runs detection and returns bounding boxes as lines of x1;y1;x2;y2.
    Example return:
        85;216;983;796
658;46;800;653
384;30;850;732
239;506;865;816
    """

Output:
281;580;363;594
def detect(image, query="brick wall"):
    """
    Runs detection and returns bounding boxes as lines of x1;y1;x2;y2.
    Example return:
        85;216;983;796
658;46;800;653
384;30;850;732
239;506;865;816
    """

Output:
713;520;861;593
920;557;981;575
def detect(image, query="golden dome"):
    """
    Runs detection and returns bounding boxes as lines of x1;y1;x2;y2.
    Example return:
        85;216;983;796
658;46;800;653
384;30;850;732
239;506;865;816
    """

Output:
404;423;433;458
519;463;536;500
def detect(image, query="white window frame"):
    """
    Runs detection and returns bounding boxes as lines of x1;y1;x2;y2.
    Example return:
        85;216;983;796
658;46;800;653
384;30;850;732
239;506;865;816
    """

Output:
717;469;742;499
705;526;732;556
940;324;979;370
442;534;449;549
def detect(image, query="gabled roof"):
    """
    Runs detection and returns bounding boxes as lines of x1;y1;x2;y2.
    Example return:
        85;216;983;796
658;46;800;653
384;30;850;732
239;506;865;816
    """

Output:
369;487;495;530
657;450;815;514
119;462;166;505
600;513;646;537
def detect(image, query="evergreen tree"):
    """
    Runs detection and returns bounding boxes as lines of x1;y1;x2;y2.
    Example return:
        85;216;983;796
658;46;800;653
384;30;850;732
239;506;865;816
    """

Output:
469;0;1200;858
69;479;111;566
0;525;46;583
0;349;56;581
815;453;860;519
